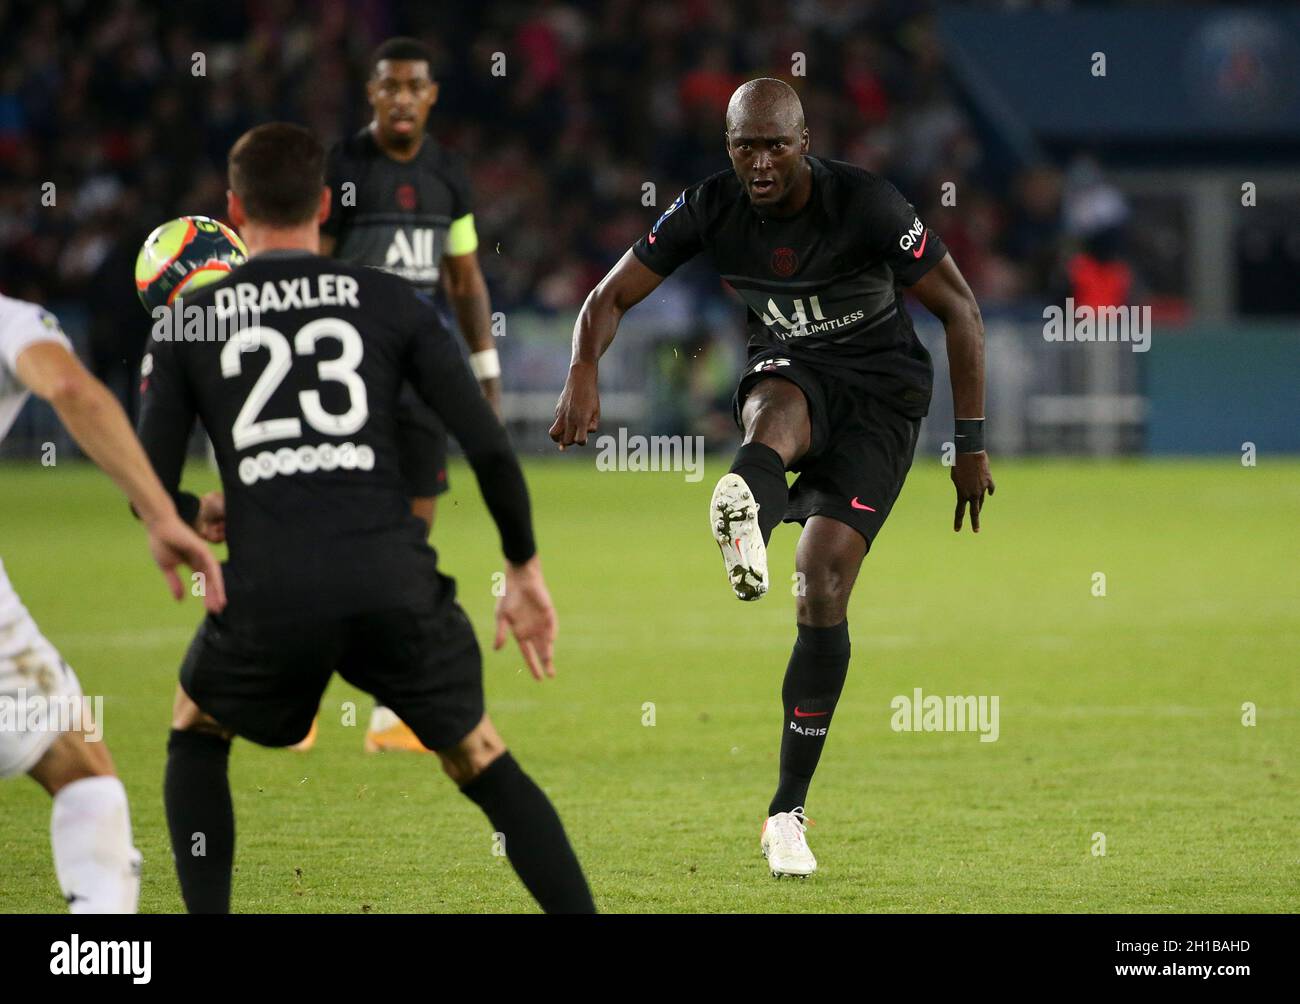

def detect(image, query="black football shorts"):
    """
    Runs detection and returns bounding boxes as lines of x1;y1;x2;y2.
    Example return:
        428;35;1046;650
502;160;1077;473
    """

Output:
733;349;922;549
178;598;483;750
396;383;450;499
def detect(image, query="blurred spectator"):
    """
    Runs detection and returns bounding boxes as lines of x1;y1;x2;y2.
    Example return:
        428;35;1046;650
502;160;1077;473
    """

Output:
0;0;1061;413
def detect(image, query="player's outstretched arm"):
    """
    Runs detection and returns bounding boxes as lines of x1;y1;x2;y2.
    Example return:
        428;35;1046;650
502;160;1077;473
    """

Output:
910;254;996;533
15;341;226;611
549;249;664;449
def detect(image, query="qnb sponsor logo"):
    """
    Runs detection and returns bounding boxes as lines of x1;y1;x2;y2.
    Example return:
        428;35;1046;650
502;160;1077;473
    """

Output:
593;427;704;483
385;228;438;272
49;936;151;984
150;301;261;343
898;216;927;256
1043;297;1152;353
0;689;104;743
237;441;375;486
890;687;999;742
761;295;865;338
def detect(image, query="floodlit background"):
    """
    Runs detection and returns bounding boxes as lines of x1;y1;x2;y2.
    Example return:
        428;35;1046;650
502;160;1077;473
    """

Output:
2;0;1297;457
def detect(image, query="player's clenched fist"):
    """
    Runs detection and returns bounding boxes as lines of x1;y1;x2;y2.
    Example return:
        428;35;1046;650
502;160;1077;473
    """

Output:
549;361;600;449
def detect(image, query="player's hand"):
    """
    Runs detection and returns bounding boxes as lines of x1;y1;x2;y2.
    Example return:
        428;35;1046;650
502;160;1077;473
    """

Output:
493;556;557;680
196;491;226;543
146;514;227;613
952;451;995;534
548;362;600;449
479;376;503;419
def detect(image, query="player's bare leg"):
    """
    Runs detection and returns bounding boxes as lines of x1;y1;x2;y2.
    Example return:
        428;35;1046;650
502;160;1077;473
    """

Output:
711;376;811;600
364;494;440;753
438;714;595;913
28;727;142;912
762;516;865;877
164;685;237;912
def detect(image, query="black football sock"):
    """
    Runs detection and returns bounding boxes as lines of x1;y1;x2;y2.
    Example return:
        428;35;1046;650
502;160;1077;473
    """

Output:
769;620;851;816
460;752;595;914
164;729;235;914
728;442;788;545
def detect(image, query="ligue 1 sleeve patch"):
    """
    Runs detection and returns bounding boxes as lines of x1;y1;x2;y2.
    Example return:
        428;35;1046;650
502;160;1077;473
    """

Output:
648;190;686;243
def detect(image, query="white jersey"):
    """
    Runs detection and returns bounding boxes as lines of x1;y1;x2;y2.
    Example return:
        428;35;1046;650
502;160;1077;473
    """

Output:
0;293;72;446
0;295;81;777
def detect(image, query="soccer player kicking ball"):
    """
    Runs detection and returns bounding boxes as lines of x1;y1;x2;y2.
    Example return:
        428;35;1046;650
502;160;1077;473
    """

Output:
551;79;994;878
0;293;225;911
140;123;593;913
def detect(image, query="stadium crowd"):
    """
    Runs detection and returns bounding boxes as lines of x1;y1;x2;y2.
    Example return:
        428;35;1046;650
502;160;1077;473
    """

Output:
0;0;1088;423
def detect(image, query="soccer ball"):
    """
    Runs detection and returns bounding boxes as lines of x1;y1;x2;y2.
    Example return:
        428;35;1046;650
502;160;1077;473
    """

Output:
134;215;247;312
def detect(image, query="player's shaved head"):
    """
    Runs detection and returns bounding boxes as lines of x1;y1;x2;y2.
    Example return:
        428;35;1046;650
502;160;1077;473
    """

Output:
724;78;811;214
725;78;805;136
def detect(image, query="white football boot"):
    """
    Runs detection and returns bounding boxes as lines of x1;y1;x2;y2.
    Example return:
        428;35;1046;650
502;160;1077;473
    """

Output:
761;808;816;878
710;472;768;600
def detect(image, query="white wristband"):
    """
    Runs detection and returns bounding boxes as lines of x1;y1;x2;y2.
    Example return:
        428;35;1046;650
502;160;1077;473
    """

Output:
469;348;501;380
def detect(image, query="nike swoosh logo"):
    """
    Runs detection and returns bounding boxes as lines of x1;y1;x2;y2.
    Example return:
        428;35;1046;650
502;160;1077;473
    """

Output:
850;498;876;511
793;707;829;718
910;230;927;259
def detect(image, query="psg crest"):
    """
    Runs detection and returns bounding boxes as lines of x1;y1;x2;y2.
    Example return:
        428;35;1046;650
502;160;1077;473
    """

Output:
771;247;797;277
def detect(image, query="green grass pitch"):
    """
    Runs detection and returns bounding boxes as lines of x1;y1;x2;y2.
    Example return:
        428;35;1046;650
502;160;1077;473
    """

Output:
1;455;1296;913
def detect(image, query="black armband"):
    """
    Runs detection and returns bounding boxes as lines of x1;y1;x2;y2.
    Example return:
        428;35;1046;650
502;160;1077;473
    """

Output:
954;418;986;454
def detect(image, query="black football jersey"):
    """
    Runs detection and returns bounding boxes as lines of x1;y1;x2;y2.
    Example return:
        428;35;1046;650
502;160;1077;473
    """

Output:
322;128;474;293
632;156;948;417
136;251;533;619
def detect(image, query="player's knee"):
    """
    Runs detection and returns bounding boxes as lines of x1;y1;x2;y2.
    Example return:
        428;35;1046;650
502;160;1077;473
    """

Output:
438;720;506;786
170;685;232;739
28;730;116;796
410;496;435;532
742;383;809;463
796;562;855;624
